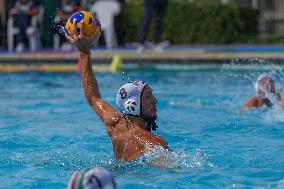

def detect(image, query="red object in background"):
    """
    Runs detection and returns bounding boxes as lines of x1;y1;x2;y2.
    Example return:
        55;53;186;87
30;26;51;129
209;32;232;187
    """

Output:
77;57;82;72
28;5;39;16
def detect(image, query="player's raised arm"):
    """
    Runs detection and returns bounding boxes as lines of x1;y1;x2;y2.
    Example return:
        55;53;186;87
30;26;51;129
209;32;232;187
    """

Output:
79;48;122;129
65;16;121;132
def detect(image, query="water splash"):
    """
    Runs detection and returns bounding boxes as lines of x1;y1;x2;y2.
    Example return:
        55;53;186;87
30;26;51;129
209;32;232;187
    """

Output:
263;106;284;123
142;145;213;170
222;58;284;84
120;71;136;84
276;179;284;189
220;58;284;110
169;99;202;109
84;146;213;173
253;178;284;189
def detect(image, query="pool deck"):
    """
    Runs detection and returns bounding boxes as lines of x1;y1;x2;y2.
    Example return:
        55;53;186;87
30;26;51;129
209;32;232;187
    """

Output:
1;45;284;71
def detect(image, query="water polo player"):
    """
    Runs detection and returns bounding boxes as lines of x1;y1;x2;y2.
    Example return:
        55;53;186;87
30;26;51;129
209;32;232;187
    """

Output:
68;167;116;189
242;74;284;109
65;21;168;161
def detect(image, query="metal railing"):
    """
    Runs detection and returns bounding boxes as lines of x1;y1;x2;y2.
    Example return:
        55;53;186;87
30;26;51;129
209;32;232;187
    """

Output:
232;0;284;34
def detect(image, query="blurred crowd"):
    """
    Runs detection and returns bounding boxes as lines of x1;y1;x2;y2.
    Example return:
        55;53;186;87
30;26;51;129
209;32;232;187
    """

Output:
7;0;41;52
2;0;168;52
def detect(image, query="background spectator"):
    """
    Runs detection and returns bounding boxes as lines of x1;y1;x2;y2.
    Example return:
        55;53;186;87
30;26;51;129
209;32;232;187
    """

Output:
138;0;168;52
0;1;4;49
56;0;81;19
53;0;82;50
81;0;96;11
9;0;40;52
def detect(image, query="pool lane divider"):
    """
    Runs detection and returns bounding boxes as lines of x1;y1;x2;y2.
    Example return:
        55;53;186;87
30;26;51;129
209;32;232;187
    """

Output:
2;49;284;71
0;54;124;72
0;64;120;72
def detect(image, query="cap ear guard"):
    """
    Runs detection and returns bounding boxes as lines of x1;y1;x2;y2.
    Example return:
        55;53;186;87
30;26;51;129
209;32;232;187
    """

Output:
124;98;140;116
116;81;148;116
69;167;116;189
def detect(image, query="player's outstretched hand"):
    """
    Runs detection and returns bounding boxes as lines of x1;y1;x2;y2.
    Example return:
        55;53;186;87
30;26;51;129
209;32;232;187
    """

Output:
65;22;101;53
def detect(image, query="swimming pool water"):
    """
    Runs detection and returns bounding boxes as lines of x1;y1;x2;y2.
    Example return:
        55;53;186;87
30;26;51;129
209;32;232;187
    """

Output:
1;65;284;189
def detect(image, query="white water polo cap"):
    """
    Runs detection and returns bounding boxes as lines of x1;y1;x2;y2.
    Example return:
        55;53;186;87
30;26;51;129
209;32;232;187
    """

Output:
68;167;116;189
255;74;275;97
116;81;148;116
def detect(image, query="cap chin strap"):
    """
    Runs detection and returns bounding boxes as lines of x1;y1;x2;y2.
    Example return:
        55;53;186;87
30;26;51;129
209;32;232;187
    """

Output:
140;113;158;131
262;98;273;107
124;98;140;115
147;121;158;131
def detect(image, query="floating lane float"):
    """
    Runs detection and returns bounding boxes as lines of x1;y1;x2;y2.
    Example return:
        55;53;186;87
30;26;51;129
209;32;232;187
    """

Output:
0;54;123;73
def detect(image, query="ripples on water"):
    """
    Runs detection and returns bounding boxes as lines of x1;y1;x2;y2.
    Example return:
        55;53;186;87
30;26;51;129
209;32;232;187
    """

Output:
1;60;284;188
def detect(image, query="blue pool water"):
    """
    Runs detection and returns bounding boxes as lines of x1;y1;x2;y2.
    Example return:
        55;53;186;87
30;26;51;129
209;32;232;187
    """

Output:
1;63;284;189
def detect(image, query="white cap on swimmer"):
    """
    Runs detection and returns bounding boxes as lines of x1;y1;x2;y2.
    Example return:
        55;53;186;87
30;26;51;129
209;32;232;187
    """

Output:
255;74;275;97
116;81;148;116
68;167;116;189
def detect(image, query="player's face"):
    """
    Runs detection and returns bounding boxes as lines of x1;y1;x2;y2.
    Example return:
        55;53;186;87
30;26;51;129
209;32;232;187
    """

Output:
141;86;157;121
259;76;276;94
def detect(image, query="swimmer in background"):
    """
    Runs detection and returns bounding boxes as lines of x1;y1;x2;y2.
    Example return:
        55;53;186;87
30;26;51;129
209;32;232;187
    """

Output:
64;23;168;161
242;74;284;110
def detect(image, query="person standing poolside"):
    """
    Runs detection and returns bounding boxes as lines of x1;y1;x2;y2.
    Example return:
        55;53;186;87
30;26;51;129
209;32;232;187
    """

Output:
138;0;168;52
65;23;168;161
242;74;284;110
